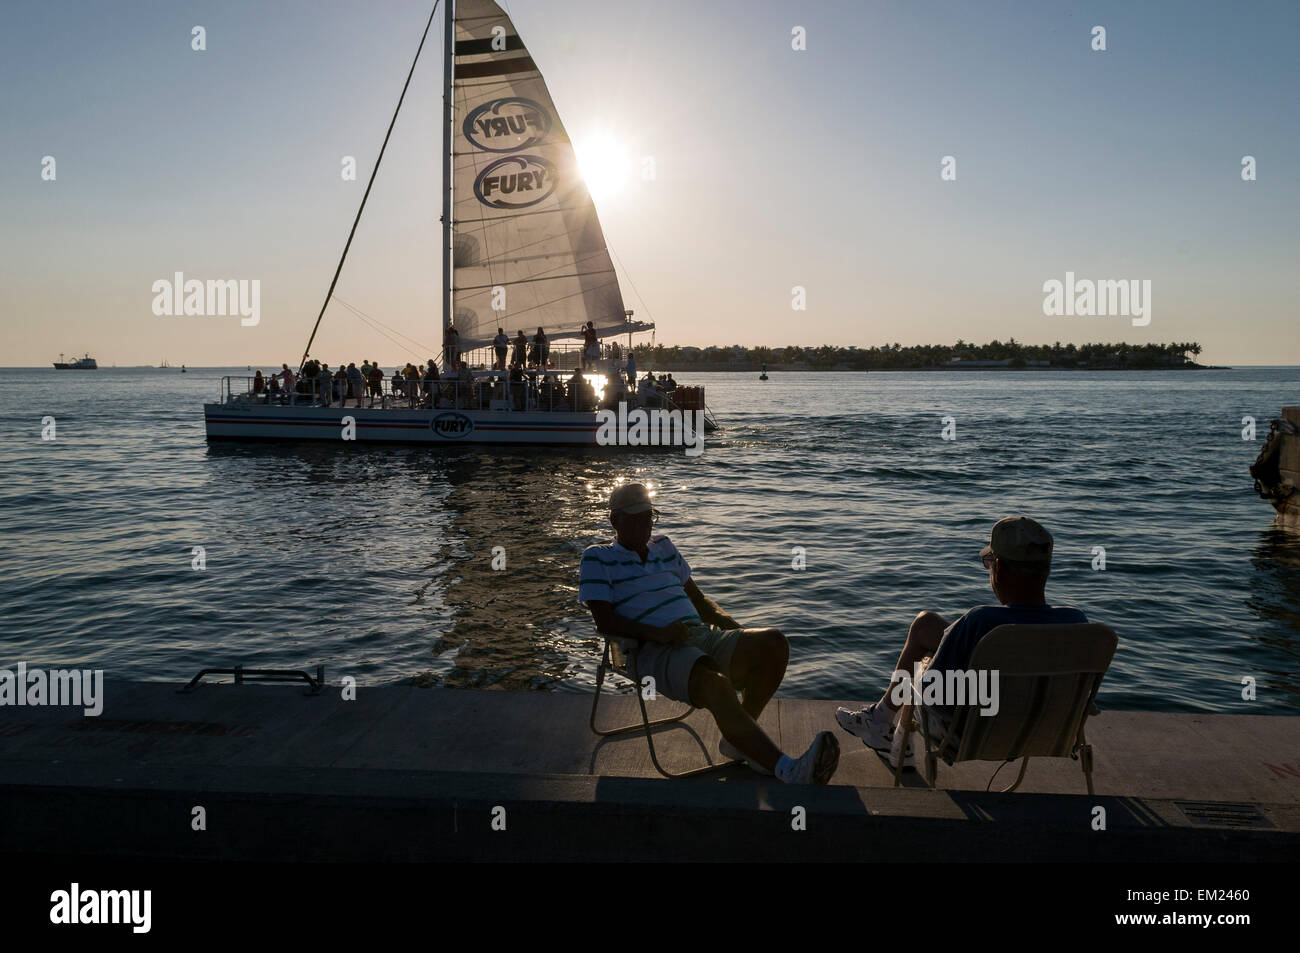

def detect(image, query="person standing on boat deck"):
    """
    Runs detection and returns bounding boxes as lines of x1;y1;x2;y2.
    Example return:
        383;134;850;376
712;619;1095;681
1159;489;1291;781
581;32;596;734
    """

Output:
580;483;839;784
835;517;1088;768
346;363;364;407
278;364;296;404
253;369;265;397
367;362;384;405
581;321;599;369
512;330;527;367
625;350;636;392
534;327;549;368
493;328;509;370
404;363;421;406
316;363;332;406
422;360;440;407
444;323;460;372
359;360;373;399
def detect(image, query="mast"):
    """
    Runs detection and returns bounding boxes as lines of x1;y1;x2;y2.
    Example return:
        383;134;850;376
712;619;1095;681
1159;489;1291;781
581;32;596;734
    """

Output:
441;0;454;342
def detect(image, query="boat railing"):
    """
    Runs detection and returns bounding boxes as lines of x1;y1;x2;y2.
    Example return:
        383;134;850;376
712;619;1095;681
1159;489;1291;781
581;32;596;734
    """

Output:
217;372;686;414
459;340;634;373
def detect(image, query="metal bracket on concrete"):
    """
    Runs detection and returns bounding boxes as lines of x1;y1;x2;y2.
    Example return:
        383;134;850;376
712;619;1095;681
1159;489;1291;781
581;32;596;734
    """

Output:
179;664;325;695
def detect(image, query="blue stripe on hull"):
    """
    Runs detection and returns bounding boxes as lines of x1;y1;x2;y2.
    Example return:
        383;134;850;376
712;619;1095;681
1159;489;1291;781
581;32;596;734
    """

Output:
202;404;606;445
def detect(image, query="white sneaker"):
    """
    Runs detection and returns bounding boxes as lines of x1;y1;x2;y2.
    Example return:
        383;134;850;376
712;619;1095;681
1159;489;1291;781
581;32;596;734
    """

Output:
781;731;840;785
719;738;773;776
835;703;896;752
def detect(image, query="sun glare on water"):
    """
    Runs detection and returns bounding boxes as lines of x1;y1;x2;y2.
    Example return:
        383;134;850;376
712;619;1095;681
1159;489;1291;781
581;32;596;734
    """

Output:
574;134;629;203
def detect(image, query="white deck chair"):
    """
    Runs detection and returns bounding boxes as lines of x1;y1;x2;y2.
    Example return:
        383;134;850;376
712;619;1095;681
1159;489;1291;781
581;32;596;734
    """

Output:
892;623;1117;794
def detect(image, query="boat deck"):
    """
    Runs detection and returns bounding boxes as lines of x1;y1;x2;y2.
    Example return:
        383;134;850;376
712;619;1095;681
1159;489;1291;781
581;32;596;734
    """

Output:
3;680;1297;861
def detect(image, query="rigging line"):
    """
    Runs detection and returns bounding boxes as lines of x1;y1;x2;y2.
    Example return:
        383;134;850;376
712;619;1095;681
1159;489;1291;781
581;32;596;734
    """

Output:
330;294;433;352
607;242;655;326
476;276;624;323
457;270;617;291
336;303;427;362
457;226;613;269
332;305;429;360
460;248;614;287
297;0;440;373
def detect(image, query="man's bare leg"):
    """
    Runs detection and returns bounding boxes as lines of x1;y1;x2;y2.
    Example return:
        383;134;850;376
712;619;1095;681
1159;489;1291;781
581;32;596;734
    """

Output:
727;627;788;720
688;661;781;773
878;611;949;712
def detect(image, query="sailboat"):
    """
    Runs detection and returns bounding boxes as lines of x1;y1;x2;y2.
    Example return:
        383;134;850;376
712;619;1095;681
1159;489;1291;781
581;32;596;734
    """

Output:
205;0;711;447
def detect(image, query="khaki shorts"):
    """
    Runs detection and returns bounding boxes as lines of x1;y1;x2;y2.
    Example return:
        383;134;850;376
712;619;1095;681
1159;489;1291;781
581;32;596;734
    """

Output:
623;624;743;703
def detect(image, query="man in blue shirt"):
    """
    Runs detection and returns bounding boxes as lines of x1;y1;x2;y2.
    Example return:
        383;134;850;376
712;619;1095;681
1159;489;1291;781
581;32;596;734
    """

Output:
836;516;1087;764
581;483;839;785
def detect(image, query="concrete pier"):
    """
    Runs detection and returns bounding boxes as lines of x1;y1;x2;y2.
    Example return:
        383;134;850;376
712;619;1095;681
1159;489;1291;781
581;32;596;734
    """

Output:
2;680;1298;862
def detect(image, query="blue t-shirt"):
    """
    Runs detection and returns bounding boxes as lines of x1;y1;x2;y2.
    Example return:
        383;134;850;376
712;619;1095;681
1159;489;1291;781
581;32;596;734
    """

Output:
929;603;1088;674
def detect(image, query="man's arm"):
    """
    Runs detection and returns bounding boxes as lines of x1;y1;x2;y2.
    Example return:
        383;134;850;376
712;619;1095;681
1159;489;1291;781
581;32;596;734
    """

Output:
684;578;741;630
587;601;688;645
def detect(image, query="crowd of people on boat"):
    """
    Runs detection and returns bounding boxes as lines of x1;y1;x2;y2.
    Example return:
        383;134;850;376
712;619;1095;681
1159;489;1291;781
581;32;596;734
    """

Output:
246;352;679;413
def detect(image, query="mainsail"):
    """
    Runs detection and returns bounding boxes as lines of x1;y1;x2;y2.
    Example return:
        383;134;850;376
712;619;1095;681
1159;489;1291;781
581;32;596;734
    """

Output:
451;0;640;351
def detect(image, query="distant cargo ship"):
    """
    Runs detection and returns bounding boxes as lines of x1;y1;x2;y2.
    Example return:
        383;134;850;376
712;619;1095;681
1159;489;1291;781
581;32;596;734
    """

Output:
52;353;98;370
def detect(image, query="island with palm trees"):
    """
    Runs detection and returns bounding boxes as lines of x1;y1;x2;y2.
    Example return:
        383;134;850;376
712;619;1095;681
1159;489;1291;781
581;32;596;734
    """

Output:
631;340;1210;372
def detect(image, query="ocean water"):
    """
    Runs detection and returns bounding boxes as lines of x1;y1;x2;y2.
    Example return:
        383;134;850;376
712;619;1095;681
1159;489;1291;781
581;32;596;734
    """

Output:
1;366;1298;714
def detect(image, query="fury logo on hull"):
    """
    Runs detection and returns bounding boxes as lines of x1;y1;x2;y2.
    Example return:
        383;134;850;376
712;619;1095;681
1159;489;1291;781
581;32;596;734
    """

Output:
431;412;474;439
473;155;556;209
464;98;552;152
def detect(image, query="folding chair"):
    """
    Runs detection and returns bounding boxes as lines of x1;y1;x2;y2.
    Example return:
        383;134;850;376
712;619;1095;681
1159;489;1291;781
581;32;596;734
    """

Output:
893;623;1117;794
589;634;739;779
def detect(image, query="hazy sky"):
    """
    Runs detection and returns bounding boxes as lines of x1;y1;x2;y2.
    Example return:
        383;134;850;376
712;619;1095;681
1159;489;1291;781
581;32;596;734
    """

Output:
2;0;1296;366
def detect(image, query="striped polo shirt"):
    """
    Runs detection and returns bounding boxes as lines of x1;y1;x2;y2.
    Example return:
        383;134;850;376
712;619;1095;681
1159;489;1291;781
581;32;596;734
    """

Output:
578;536;702;627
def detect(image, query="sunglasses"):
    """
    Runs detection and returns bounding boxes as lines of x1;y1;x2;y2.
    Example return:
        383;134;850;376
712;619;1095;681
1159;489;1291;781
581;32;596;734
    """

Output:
618;507;660;524
980;552;996;570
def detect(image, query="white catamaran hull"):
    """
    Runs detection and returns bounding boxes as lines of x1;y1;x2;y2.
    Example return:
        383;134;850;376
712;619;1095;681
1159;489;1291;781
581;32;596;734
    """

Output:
206;402;608;446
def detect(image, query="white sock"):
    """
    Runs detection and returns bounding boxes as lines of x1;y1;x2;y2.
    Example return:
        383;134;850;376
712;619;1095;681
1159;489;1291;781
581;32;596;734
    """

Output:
775;754;796;782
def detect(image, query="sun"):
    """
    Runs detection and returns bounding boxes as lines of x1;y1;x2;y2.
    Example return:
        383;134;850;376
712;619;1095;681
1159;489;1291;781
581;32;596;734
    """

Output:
574;134;629;202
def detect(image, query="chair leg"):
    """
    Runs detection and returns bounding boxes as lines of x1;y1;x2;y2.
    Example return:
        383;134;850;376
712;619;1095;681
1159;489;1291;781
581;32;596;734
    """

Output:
589;645;732;779
1077;722;1096;796
589;653;692;738
917;708;937;787
893;704;913;787
634;678;734;779
1001;756;1031;793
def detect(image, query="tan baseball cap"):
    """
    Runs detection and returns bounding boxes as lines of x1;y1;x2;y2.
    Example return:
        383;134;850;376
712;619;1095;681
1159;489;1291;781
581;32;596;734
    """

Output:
980;516;1053;565
609;482;654;514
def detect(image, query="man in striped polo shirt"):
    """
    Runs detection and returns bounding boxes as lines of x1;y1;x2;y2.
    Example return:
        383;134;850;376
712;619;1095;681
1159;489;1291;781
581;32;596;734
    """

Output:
580;483;839;785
